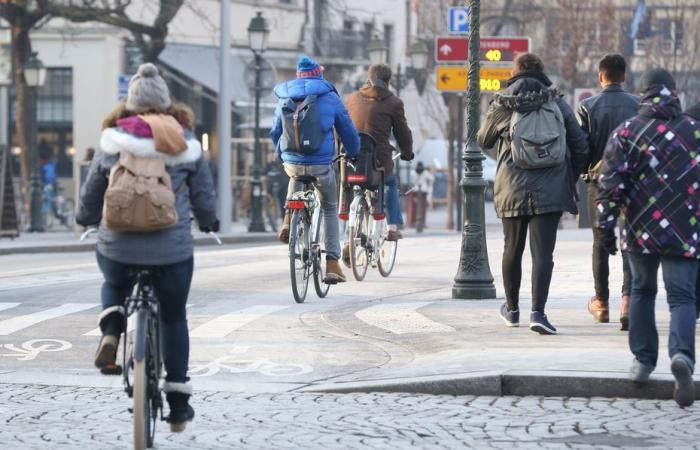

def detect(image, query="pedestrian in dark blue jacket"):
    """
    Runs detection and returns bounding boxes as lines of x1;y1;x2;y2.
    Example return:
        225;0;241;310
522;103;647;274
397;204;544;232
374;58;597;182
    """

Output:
270;55;360;283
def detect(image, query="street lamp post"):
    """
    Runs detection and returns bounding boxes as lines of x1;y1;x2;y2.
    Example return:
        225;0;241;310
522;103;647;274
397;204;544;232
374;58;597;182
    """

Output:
452;0;496;299
24;53;47;233
247;12;269;233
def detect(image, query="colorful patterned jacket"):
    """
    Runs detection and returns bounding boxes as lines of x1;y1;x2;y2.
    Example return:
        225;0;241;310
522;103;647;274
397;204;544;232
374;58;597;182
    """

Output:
596;85;700;258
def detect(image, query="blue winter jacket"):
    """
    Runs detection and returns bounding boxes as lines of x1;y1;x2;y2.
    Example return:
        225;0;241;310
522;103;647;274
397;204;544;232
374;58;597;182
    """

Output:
270;77;360;165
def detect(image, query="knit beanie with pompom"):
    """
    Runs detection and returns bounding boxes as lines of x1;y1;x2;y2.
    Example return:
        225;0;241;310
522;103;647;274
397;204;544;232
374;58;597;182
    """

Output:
126;63;172;112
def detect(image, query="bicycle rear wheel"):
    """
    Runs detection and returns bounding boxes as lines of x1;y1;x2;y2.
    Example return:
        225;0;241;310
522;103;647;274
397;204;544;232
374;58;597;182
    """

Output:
132;309;152;450
289;210;310;303
312;208;330;298
348;199;370;281
377;221;398;278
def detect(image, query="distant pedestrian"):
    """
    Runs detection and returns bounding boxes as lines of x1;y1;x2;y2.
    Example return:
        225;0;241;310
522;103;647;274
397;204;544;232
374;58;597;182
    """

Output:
84;147;96;162
597;68;700;408
412;162;433;232
477;53;588;335
576;54;639;329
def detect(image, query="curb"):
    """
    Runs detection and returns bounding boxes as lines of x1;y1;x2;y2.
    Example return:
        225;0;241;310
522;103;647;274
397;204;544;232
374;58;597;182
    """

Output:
301;370;700;400
0;234;276;256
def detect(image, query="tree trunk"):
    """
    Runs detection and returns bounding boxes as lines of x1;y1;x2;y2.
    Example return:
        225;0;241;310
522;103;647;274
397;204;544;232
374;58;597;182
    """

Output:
11;24;31;190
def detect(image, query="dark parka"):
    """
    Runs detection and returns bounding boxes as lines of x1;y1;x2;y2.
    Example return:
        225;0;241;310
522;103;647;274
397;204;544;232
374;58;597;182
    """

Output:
576;84;639;181
345;84;413;173
477;72;589;218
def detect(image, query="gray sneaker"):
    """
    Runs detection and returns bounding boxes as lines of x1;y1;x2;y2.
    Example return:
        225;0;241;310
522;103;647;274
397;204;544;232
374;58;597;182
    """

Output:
670;354;695;408
629;358;654;384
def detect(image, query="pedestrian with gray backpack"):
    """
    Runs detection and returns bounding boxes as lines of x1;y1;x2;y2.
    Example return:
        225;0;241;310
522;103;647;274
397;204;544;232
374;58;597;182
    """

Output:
478;53;588;334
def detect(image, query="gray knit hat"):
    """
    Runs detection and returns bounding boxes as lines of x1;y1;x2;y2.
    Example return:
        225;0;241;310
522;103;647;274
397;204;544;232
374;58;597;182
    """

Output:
126;63;172;112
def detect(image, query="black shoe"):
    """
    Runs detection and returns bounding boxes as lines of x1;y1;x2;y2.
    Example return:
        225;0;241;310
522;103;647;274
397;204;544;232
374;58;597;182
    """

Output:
529;311;557;335
165;390;195;432
499;302;519;327
94;307;125;373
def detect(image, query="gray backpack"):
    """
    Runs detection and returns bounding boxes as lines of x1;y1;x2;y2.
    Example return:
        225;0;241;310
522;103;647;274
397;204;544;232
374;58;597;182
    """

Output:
279;95;323;155
509;99;567;169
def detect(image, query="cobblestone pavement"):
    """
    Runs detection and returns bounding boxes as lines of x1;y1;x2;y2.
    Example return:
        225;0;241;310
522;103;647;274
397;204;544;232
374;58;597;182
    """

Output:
2;384;699;450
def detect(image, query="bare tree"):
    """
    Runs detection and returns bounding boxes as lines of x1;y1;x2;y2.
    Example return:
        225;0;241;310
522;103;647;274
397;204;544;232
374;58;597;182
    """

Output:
49;0;185;62
0;1;50;183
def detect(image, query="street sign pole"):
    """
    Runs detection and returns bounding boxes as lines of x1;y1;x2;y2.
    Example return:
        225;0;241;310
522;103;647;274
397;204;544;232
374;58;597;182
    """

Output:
452;0;496;300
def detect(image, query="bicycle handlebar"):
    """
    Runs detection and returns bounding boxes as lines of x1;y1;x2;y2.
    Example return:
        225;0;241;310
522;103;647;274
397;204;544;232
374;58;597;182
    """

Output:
206;232;223;245
334;154;357;171
80;227;98;241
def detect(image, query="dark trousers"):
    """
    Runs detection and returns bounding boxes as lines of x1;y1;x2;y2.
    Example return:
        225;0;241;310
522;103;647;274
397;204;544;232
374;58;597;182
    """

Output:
627;252;697;368
587;183;632;300
502;212;561;313
96;252;193;383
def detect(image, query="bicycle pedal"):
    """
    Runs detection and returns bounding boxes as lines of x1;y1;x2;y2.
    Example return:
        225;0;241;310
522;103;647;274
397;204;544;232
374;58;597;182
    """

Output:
100;364;123;376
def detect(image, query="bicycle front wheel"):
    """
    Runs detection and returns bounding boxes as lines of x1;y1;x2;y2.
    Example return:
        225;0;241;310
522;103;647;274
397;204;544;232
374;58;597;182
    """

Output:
289;210;310;303
132;310;152;450
348;200;370;281
312;208;330;298
377;234;398;277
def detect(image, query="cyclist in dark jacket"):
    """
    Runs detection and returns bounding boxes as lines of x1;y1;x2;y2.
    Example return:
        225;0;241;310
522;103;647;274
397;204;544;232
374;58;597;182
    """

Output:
597;69;700;407
477;53;588;335
576;54;639;329
76;64;218;431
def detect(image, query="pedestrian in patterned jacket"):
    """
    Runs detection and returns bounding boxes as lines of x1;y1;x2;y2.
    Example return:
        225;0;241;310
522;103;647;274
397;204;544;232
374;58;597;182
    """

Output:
596;68;700;408
684;102;700;320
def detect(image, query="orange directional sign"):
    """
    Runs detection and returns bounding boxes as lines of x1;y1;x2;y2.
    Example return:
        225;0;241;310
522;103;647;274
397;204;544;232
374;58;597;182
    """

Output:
436;66;513;92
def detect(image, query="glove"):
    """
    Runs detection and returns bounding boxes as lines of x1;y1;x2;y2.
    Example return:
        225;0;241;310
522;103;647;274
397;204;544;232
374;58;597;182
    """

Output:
599;227;618;255
400;152;415;162
199;219;220;233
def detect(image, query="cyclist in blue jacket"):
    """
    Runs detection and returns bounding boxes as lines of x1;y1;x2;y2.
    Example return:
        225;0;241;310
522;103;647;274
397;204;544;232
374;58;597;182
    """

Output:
270;55;360;283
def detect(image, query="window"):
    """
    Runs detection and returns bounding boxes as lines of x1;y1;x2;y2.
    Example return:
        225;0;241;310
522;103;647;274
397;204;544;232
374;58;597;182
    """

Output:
37;68;73;124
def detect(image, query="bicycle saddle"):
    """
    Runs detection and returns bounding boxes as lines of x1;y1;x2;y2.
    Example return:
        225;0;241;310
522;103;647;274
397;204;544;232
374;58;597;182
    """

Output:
293;175;317;184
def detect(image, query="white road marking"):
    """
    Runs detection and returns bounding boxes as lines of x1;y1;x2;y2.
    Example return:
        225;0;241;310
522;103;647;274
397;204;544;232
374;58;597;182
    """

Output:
0;303;20;313
0;273;102;292
354;302;455;335
0;303;96;336
83;304;194;337
190;305;288;338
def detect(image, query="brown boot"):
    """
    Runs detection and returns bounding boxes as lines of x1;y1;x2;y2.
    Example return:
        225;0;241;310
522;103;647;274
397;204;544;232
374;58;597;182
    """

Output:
620;294;630;331
278;213;291;244
588;296;610;323
324;259;347;284
387;230;403;241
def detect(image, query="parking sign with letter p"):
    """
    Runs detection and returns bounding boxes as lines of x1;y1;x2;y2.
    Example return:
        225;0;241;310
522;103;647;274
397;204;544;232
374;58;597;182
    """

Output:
449;7;469;34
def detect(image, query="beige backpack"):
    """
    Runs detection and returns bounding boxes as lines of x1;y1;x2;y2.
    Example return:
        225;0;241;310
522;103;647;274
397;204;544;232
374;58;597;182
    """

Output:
103;151;178;232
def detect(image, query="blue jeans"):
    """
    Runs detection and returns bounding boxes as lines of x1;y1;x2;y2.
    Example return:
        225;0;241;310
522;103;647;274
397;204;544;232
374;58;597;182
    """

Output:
627;252;698;369
385;174;403;226
96;252;193;383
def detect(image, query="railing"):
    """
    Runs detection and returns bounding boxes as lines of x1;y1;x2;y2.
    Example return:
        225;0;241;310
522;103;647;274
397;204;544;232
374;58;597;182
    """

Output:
312;28;369;61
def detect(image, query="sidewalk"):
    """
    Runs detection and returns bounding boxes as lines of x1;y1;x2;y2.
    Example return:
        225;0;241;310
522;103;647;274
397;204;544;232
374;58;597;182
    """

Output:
0;221;276;255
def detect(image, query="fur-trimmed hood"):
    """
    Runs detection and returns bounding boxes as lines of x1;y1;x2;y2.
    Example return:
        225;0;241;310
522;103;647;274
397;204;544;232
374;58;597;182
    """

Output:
100;126;202;166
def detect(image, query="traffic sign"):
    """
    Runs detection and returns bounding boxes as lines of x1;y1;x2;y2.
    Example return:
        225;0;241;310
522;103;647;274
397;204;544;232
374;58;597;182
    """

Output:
435;37;469;62
479;37;531;63
448;7;469;34
437;66;513;92
433;36;531;63
436;67;468;92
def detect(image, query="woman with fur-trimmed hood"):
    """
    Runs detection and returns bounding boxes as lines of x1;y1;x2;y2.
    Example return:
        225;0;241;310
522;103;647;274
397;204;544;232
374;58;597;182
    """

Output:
76;63;218;431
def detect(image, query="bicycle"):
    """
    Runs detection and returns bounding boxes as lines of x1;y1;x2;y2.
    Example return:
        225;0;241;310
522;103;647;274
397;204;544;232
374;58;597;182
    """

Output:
80;228;220;450
342;139;398;281
286;156;348;303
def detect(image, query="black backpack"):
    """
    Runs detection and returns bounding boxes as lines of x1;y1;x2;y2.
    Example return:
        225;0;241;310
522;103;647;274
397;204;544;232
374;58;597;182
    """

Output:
344;133;383;190
279;95;323;154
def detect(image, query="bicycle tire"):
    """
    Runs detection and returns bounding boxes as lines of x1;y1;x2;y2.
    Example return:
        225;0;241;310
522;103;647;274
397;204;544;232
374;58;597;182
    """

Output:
312;208;331;298
348;199;370;281
377;235;397;278
289;210;310;303
132;310;151;450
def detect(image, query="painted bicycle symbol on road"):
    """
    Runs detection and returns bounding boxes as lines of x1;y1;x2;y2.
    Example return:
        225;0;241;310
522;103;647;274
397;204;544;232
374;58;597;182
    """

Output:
0;339;72;361
189;348;313;378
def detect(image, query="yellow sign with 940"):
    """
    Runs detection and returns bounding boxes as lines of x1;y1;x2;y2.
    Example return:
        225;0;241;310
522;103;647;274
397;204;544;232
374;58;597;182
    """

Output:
436;66;512;92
